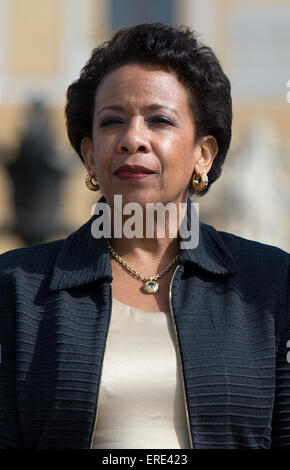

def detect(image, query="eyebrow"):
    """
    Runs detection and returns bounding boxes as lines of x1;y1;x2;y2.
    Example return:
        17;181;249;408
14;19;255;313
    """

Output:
96;104;179;117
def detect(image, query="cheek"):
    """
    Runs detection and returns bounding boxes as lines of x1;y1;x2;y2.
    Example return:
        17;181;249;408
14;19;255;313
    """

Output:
93;140;113;173
165;138;195;175
157;135;182;160
179;134;196;170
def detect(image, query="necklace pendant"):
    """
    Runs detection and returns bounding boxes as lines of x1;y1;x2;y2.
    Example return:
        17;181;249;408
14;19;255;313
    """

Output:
143;280;159;295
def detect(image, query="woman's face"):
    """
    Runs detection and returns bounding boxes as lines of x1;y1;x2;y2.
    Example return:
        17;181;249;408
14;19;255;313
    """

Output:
82;63;217;208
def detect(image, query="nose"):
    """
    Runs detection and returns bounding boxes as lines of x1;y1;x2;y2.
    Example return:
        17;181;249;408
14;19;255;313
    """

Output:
117;119;151;154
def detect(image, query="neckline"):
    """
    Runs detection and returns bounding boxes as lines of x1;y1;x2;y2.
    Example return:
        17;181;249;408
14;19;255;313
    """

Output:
113;297;169;314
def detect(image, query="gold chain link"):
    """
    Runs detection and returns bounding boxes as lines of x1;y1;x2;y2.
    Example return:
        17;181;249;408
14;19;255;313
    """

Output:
105;239;178;282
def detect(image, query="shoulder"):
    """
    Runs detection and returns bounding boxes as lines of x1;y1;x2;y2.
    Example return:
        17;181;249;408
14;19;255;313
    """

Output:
0;239;65;320
213;225;289;274
200;221;289;300
216;226;289;315
0;238;64;279
206;225;289;333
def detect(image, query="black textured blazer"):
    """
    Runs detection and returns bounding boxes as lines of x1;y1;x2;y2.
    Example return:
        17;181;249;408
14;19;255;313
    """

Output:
0;201;289;448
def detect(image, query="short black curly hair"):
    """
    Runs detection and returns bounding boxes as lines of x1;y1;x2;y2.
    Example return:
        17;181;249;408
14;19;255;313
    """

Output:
65;23;232;196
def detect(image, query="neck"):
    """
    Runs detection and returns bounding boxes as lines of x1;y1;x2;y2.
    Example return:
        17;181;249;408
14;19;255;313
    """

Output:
107;199;187;263
107;234;179;260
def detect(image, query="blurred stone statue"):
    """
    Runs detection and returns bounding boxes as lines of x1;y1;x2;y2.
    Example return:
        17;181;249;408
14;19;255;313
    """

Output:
6;100;69;245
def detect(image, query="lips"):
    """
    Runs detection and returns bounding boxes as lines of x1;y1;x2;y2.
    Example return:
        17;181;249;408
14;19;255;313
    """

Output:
114;164;155;179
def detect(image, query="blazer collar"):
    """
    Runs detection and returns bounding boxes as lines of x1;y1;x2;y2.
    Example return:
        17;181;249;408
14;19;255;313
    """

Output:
178;199;239;275
49;197;238;291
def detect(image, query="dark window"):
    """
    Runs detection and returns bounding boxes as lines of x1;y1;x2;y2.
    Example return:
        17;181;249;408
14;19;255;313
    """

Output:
110;0;175;30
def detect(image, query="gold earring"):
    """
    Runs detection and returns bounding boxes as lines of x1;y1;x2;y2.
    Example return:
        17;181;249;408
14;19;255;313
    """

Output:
192;171;208;192
85;172;100;191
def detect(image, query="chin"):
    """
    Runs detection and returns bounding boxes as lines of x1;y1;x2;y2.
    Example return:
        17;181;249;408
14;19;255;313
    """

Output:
106;189;160;207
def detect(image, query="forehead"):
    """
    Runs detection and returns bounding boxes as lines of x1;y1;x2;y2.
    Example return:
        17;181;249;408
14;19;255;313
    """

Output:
94;63;191;112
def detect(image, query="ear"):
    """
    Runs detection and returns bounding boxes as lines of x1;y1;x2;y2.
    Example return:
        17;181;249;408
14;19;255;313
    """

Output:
194;135;219;174
81;137;96;175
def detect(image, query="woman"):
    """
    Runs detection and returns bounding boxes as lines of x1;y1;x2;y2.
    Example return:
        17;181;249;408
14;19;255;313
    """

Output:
0;23;289;449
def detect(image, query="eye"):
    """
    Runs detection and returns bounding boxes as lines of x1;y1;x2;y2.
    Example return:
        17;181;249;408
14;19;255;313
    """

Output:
149;116;175;126
99;117;124;127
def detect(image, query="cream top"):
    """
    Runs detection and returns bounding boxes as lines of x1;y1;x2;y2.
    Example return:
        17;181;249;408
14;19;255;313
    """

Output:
92;297;191;449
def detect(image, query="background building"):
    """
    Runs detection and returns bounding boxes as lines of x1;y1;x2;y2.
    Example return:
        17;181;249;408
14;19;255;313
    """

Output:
0;0;289;252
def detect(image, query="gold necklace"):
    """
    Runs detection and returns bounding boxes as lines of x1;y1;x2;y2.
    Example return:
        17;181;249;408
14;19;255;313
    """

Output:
105;239;178;295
